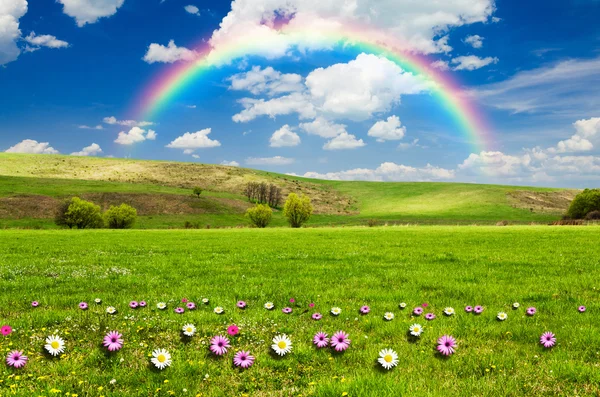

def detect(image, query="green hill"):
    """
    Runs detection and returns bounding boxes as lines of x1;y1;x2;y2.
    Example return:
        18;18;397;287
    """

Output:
0;153;577;228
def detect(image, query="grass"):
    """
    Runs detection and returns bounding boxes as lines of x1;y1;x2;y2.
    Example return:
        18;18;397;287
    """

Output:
1;226;599;396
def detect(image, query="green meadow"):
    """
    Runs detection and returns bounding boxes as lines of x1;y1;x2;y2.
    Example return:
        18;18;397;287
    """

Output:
1;226;599;396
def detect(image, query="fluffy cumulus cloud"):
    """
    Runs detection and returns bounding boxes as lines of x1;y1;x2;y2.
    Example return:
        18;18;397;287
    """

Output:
229;66;303;96
114;127;157;145
299;117;347;138
245;156;294;166
452;55;498;71
323;132;365;150
70;143;102;156
269;125;301;147
184;5;200;15
458;151;532;177
5;139;59;154
302;162;455;182
24;32;69;49
464;35;484;49
368;116;406;142
142;40;197;64
0;0;27;65
232;93;316;122
58;0;125;27
103;116;153;128
221;160;240;167
545;117;600;154
166;129;221;154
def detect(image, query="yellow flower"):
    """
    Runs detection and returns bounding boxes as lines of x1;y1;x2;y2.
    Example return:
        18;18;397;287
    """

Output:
98;386;103;391
342;393;348;396
164;380;169;383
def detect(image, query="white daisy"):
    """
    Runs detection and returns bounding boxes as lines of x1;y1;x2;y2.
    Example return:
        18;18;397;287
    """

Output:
214;306;224;314
106;306;117;314
151;349;172;370
331;307;342;316
444;307;455;316
399;302;407;309
271;334;292;356
182;324;196;337
409;323;423;337
157;302;167;310
94;298;102;304
264;302;274;310
497;312;508;321
513;302;520;308
202;298;209;304
383;312;395;321
44;335;65;356
378;348;399;370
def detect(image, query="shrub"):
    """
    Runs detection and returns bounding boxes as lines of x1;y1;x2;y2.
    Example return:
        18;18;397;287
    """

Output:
104;204;137;229
184;221;200;229
283;193;313;228
367;219;379;227
567;189;600;219
246;204;273;228
496;220;509;226
56;197;104;229
585;210;600;220
193;187;203;198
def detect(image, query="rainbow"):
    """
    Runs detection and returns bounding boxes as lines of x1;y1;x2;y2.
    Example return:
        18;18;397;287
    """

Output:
131;24;494;152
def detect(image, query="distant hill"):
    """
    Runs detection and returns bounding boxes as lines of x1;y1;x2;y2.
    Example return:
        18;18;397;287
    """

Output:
0;153;577;228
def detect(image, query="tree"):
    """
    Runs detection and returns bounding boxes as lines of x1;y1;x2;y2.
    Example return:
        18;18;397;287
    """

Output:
567;189;600;219
55;199;75;229
104;204;138;229
283;193;313;228
56;197;104;229
246;204;273;228
193;187;203;198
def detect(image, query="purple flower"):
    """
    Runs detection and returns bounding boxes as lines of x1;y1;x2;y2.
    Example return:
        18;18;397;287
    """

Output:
233;350;254;368
437;335;457;356
425;313;436;321
103;331;123;352
209;335;230;356
313;332;329;348
282;307;292;314
79;302;88;310
6;351;27;368
526;307;536;316
474;306;484;314
465;306;473;313
360;305;370;314
186;302;196;310
129;301;138;309
330;331;350;352
237;301;247;309
174;307;185;314
31;301;39;307
413;307;423;316
578;306;586;313
312;313;322;320
540;332;556;348
289;298;295;303
139;301;147;307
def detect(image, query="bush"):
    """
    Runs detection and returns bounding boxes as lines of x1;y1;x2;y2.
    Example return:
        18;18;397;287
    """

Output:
283;193;313;228
184;221;201;229
56;197;104;229
246;204;273;228
193;187;202;198
367;219;379;227
104;204;137;229
567;189;600;219
585;210;600;220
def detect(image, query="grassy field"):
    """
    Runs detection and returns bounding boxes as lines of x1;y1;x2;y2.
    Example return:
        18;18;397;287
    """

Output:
1;226;599;396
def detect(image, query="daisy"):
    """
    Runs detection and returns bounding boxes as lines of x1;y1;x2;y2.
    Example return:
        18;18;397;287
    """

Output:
513;302;520;309
312;313;322;320
237;301;247;309
331;307;342;316
413;307;423;316
383;312;395;321
31;301;39;307
399;302;407;309
313;332;329;348
174;307;184;314
578;306;586;313
330;331;350;352
106;306;117;315
264;302;274;310
497;312;508;321
202;298;209;304
182;324;196;337
214;306;224;314
444;307;455;316
474;306;484;314
360;306;370;314
186;302;196;310
151;349;171;370
45;335;65;356
540;332;556;348
94;298;102;304
1;325;12;336
409;323;423;337
465;306;473;313
526;307;536;316
79;302;88;310
6;351;27;368
129;301;138;309
282;307;292;314
209;335;230;356
425;313;436;321
139;301;147;307
103;331;124;351
272;334;292;356
378;349;398;370
233;351;255;369
157;302;167;310
436;335;457;356
227;325;239;336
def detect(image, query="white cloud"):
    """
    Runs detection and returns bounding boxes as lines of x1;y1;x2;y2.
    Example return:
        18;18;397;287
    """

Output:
299;117;347;138
24;32;69;49
430;60;449;71
184;5;200;15
270;125;301;147
103;116;154;128
57;0;125;27
458;151;532;177
142;40;197;64
0;0;27;65
78;125;103;130
114;127;157;145
232;93;316;123
5;139;59;154
70;143;102;156
221;160;240;167
368;115;406;142
323;132;365;150
166;129;221;153
398;138;421;150
545;117;600;154
229;66;303;96
464;35;484;49
452;55;498;71
302;162;455;182
191;154;200;159
245;156;294;166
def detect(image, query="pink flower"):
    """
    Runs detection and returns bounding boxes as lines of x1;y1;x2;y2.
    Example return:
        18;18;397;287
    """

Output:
186;302;196;310
474;306;484;314
330;331;350;352
129;301;138;309
227;325;239;336
79;302;88;310
437;335;457;356
413;307;423;316
103;331;123;352
312;313;322;320
237;301;247;309
139;301;147;307
174;307;184;314
209;335;230;356
422;303;429;308
309;303;315;308
6;351;27;368
578;306;586;313
282;307;292;314
181;298;188;303
526;307;536;316
425;313;436;321
1;325;12;336
360;306;370;314
289;298;295;303
31;301;39;307
313;332;329;348
233;351;254;368
540;332;556;348
465;306;473;313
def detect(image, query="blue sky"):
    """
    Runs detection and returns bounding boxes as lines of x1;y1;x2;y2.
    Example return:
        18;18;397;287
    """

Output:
1;0;599;187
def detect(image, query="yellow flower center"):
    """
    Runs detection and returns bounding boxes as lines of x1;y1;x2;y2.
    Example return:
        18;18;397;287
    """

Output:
384;354;393;363
278;341;287;349
186;327;192;332
157;354;166;363
51;341;60;349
